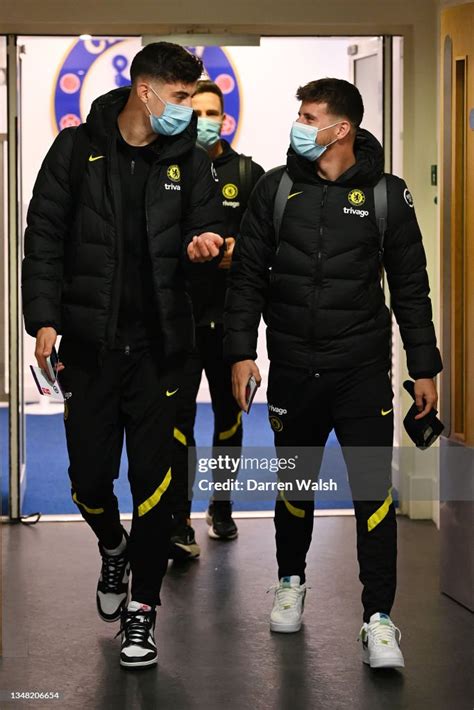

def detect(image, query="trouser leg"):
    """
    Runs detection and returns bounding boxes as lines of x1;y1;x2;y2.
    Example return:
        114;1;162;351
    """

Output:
169;346;202;519
268;364;332;584
333;368;396;622
59;343;124;549
202;324;243;500
121;348;182;607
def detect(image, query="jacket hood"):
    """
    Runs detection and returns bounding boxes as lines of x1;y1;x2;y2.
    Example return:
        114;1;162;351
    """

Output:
85;86;198;161
286;128;384;188
213;139;239;167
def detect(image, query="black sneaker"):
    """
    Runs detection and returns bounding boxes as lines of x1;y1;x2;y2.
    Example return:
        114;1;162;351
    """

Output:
169;517;201;561
205;500;238;540
116;602;157;669
96;529;130;622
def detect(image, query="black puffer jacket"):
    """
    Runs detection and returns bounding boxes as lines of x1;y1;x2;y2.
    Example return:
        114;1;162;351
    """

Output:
191;141;264;327
22;87;222;360
224;130;442;379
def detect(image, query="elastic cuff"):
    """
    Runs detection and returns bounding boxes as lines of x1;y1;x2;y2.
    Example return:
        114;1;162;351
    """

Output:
225;355;256;365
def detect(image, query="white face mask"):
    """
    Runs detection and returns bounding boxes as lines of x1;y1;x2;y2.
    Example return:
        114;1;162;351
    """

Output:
146;86;194;136
290;121;341;161
196;117;222;148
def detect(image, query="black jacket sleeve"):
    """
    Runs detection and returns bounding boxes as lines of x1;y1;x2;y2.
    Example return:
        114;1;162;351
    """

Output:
22;128;76;338
181;147;224;274
383;177;443;379
223;171;278;363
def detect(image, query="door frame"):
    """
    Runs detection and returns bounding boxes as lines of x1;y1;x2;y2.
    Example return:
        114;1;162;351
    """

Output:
6;34;25;520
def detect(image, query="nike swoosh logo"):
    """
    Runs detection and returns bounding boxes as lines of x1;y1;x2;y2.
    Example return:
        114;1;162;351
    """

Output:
166;388;179;397
88;155;105;162
381;408;393;416
287;191;303;200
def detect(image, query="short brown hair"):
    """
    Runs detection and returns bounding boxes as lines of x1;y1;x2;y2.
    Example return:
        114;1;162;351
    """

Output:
193;79;224;113
296;78;364;127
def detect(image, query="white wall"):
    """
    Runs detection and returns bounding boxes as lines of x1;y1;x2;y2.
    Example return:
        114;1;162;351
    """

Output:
19;35;374;402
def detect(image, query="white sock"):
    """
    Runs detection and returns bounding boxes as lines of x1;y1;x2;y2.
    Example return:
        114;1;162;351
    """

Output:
128;600;153;612
103;534;126;556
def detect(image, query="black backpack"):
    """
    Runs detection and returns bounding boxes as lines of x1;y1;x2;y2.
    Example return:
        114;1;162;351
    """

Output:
238;154;254;208
272;169;388;262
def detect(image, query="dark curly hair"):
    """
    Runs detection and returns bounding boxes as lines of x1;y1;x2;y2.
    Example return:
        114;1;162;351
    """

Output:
130;42;203;84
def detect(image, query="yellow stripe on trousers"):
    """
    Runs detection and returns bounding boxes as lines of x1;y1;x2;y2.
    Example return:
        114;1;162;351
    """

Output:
279;490;306;518
138;467;172;517
174;427;187;446
218;411;243;441
72;492;104;515
367;487;393;532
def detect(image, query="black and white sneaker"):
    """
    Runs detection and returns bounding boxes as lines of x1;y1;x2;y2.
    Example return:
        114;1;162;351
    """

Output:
169;517;201;561
96;530;130;622
117;602;157;669
206;500;238;540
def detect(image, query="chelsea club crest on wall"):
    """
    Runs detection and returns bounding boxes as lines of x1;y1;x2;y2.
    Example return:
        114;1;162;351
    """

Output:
53;38;241;145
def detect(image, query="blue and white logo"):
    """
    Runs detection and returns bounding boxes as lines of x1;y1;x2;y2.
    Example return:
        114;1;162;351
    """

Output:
53;38;241;145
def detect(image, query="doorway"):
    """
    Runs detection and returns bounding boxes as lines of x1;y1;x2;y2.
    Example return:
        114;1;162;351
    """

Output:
3;33;404;518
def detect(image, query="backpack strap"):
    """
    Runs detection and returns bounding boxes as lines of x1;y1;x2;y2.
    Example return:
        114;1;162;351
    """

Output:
373;174;388;262
69;124;90;198
238;154;253;208
273;169;293;246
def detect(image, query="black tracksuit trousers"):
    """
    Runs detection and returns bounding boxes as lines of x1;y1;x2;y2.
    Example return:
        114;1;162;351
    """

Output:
268;362;397;623
58;339;181;607
169;323;243;518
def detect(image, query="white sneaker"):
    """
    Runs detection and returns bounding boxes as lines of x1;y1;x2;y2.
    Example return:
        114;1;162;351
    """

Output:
117;602;157;669
359;612;405;669
269;575;306;633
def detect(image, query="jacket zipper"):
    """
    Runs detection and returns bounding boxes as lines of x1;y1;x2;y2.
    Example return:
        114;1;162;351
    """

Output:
106;140;124;349
121;158;136;352
311;185;328;368
144;165;156;324
316;185;327;282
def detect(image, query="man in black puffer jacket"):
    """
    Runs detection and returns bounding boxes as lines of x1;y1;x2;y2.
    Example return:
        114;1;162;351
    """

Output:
22;42;223;669
224;78;442;669
169;80;265;556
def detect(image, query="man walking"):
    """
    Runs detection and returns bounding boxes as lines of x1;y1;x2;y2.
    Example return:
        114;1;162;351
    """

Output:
169;80;264;557
22;42;223;668
224;78;442;669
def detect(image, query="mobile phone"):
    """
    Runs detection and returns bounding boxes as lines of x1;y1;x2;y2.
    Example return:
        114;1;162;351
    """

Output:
44;346;59;383
245;375;259;414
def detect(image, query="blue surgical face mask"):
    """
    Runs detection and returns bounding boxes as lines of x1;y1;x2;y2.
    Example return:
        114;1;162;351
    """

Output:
196;117;222;148
146;86;193;136
290;120;341;162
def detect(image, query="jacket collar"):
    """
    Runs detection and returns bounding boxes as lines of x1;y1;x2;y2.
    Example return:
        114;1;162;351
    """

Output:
85;86;198;162
286;128;384;188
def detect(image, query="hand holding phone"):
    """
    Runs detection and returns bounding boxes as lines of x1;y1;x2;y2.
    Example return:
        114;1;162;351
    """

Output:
44;346;59;383
231;360;262;412
245;375;259;414
35;327;59;382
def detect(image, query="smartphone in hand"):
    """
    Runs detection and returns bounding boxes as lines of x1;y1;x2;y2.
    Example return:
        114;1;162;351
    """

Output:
245;375;259;414
44;346;59;383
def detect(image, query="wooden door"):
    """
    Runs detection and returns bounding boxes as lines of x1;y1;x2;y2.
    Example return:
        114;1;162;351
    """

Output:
439;2;474;612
